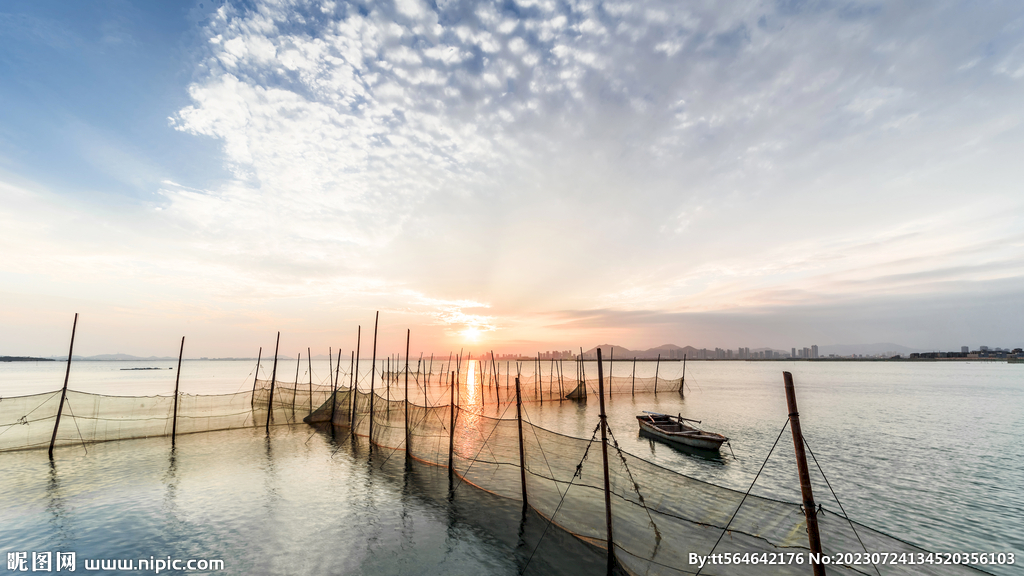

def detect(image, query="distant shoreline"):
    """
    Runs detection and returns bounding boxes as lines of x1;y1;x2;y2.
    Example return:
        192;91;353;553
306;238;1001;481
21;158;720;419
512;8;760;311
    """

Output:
0;356;56;362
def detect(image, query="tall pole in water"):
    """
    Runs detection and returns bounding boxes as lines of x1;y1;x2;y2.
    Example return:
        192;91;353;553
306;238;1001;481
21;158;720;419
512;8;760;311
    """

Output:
515;376;528;507
266;332;280;433
171;336;184;447
351;327;361;429
292;351;300;414
631;357;636;396
49;313;78;459
596;348;615;575
448;371;456;484
783;372;826;576
328;347;335;425
348;351;354;425
250;347;262;407
369;312;379;443
681;354;686;399
306;348;313;415
333;347;342;425
654;353;661;394
404;329;410;455
609;347;613;393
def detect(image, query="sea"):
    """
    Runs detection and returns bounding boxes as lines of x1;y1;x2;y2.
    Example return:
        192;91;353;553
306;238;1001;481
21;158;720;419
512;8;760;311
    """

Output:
1;359;1021;575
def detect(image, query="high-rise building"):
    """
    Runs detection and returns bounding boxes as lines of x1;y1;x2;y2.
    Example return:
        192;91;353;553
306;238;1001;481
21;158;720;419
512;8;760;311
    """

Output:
791;347;796;358
961;346;969;354
811;345;819;359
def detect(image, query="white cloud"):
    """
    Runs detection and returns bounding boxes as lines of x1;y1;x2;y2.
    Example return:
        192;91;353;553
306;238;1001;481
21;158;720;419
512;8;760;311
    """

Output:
79;0;1024;349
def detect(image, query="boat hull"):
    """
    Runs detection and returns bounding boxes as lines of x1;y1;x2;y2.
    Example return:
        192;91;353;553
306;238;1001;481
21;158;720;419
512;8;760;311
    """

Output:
636;416;727;451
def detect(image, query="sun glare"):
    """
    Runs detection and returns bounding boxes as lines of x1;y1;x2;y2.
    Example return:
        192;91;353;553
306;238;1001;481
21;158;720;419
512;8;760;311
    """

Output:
462;326;481;342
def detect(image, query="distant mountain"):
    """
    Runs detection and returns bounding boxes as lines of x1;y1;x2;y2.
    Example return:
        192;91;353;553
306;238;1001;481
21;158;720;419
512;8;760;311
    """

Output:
582;344;698;359
82;353;178;361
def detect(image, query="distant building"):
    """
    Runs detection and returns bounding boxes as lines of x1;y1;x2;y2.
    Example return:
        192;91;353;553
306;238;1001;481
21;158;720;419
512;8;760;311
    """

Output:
961;346;969;354
791;347;796;358
811;345;819;359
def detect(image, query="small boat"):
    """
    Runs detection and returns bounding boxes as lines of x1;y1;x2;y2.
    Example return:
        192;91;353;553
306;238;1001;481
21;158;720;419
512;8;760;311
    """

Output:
636;411;728;451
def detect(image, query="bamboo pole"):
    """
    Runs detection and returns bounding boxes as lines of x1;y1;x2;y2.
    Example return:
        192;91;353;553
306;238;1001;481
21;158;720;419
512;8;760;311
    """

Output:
448;371;456;484
307;348;313;415
631;357;636;396
681;354;686;399
386;356;391;418
515;376;528;507
351;327;360;429
784;372;826;576
490;350;498;404
171;336;184;447
292;351;300;414
333;346;342;425
597;348;614;574
266;332;280;433
48;313;78;459
609;348;613;393
369;312;379;443
250;347;262;408
328;347;335;425
580;347;587;398
348;351;354;424
654;353;661;395
404;330;410;454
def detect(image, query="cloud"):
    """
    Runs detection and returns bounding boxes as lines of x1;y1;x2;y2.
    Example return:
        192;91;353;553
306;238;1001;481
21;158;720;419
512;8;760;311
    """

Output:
7;0;1024;353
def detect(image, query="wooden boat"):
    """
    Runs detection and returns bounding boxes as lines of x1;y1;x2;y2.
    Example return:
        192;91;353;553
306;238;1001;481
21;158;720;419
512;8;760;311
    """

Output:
636;411;728;451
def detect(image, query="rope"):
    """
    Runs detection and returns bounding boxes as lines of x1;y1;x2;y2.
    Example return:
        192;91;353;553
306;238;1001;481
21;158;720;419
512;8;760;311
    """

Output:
61;397;89;455
695;417;790;576
0;391;61;439
521;421;602;575
606;424;662;543
449;400;515;493
802;432;881;576
521;403;564;498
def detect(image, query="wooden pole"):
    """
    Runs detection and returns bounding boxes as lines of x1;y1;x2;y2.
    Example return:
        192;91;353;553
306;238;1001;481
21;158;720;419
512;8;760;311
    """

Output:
580;347;587;398
250;347;262;407
404;329;410;454
631;357;636;396
49;313;78;459
292;351;300;414
352;327;360;429
333;346;342;425
490;350;499;404
681;354;686;399
266;332;280;433
307;348;313;415
654;353;661;394
386;356;391;418
596;348;615;574
609;348;613;393
537;353;542;404
783;371;826;576
515;376;528;507
369;311;379;443
448;371;456;483
171;336;184;447
328;347;336;425
348;351;354;424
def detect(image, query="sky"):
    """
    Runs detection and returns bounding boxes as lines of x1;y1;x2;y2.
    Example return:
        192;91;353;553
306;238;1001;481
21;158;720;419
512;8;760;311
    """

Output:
1;0;1023;358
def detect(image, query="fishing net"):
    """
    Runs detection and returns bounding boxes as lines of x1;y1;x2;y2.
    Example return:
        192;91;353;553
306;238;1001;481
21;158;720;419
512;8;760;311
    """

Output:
0;360;991;576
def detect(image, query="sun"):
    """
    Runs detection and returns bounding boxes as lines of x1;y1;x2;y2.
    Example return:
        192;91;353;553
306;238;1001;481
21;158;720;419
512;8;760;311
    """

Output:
461;326;482;343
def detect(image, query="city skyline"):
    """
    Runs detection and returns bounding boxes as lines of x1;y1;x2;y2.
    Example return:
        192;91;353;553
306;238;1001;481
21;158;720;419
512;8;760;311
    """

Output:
1;1;1023;358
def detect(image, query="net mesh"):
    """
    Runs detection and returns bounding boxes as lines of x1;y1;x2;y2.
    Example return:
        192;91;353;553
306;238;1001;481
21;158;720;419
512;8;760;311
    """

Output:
0;360;988;575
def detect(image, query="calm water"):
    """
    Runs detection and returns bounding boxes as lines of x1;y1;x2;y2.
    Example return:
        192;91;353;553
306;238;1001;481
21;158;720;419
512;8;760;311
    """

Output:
2;359;1022;574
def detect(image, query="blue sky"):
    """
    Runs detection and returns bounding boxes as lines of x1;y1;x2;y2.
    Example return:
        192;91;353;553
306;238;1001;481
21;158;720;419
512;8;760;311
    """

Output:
1;0;1023;357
